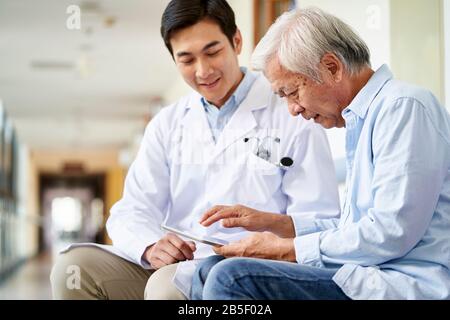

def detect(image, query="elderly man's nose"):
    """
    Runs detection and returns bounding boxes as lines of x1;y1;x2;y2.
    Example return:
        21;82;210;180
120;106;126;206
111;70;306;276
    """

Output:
288;101;303;116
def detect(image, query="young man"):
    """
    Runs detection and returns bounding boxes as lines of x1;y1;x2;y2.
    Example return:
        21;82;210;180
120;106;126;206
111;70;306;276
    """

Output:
50;1;339;300
191;7;450;300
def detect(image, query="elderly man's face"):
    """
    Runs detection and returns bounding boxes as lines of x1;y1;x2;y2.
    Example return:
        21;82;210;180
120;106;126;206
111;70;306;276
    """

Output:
265;57;345;128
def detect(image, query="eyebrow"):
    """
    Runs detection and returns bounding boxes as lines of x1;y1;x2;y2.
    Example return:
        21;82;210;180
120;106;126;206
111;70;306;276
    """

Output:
276;86;298;97
175;41;221;58
275;88;286;97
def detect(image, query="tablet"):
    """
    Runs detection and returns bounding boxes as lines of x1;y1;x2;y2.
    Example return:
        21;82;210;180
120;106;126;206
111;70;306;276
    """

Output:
161;224;229;246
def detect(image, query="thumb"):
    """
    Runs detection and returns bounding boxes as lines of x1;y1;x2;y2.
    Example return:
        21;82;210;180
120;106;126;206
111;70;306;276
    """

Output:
212;245;224;255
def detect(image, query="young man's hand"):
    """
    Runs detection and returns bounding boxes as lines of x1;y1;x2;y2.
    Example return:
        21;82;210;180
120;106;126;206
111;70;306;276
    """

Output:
199;204;295;238
144;233;196;269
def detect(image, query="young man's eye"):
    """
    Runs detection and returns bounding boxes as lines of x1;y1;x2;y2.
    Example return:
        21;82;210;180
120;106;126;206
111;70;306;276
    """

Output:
206;50;221;56
180;59;194;65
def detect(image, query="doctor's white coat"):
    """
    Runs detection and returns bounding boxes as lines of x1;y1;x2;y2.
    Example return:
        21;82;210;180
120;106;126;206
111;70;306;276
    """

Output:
64;72;341;297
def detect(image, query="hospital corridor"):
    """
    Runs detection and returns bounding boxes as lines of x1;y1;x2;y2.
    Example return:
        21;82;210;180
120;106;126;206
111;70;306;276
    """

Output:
0;0;449;302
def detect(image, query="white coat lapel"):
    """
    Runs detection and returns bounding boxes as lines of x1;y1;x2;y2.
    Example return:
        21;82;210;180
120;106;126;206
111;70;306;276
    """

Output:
175;93;216;166
180;92;215;146
212;74;270;159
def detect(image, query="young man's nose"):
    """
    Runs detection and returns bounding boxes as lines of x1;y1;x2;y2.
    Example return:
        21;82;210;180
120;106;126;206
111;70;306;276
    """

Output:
196;59;214;80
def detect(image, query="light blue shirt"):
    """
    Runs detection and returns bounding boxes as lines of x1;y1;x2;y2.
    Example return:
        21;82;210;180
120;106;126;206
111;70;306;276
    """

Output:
201;67;256;143
291;64;450;299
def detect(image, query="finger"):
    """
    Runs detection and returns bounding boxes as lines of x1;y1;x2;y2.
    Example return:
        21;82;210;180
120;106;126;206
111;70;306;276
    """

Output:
167;234;195;260
174;236;197;259
150;257;166;270
199;205;228;224
222;217;246;228
186;241;197;252
159;235;188;261
177;240;196;260
213;243;240;257
165;241;190;261
201;208;239;227
212;246;222;255
156;250;179;266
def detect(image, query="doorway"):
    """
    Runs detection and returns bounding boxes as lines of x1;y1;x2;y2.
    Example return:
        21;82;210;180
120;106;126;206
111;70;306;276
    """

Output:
38;174;106;259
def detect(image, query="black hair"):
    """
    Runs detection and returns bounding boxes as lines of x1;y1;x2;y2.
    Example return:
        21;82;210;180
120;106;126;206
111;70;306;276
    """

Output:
161;0;237;56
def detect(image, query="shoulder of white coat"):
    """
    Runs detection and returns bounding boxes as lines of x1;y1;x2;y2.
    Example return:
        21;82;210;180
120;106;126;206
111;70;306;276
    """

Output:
144;91;198;133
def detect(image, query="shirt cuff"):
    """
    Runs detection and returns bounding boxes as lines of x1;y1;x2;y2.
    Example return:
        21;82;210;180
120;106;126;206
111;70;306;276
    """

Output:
290;213;320;237
293;232;324;268
128;237;157;270
139;243;155;270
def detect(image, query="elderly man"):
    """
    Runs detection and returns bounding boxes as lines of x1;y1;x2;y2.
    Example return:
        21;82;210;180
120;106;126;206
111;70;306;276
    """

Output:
191;7;450;300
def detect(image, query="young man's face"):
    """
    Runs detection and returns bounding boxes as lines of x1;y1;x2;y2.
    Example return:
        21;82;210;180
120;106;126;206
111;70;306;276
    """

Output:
169;19;243;107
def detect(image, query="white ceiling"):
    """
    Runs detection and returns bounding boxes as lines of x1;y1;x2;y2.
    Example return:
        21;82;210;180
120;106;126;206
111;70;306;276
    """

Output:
0;0;180;149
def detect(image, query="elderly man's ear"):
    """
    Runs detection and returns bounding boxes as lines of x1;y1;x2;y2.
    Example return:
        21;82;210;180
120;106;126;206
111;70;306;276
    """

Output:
320;53;344;82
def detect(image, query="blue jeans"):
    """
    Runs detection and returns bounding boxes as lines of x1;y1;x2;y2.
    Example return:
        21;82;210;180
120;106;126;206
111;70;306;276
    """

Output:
191;255;350;300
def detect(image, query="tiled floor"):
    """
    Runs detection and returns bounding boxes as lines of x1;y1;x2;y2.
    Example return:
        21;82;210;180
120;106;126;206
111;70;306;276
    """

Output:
0;253;53;300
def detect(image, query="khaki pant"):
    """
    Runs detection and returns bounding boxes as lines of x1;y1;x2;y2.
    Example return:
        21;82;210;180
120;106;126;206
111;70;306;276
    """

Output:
50;247;187;300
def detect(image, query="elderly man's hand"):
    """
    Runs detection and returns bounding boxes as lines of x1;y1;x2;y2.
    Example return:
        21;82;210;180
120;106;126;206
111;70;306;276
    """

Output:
213;232;296;262
199;204;295;238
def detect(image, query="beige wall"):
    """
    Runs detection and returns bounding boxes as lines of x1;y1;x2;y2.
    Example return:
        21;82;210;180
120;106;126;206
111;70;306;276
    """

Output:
104;167;126;244
390;0;444;104
228;0;255;67
31;148;121;174
297;0;391;70
444;0;450;110
16;145;40;258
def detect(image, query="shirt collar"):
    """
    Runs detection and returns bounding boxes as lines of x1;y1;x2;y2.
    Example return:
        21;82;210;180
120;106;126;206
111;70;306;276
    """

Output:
343;64;393;119
201;67;256;112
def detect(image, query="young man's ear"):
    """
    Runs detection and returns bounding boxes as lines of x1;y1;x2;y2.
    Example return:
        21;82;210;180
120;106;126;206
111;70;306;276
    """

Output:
233;29;243;54
320;53;343;82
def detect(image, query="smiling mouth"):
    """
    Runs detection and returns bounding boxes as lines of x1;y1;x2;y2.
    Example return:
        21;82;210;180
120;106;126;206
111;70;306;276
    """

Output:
201;78;220;88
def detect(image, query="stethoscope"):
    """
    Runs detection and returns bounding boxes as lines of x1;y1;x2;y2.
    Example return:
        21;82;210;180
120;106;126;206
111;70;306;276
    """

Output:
243;136;294;168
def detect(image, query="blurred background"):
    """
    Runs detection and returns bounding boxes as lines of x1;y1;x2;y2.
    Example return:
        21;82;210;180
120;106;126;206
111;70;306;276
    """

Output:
0;0;448;299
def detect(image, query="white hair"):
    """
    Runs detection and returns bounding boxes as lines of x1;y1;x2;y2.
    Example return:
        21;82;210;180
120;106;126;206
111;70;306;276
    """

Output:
251;7;371;82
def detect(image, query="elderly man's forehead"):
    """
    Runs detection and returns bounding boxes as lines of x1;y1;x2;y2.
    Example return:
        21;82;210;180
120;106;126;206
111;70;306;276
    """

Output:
266;58;307;82
265;56;286;76
266;63;304;88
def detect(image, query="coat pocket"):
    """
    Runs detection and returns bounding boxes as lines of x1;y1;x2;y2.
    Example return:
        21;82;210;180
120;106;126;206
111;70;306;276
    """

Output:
233;153;283;205
245;152;280;175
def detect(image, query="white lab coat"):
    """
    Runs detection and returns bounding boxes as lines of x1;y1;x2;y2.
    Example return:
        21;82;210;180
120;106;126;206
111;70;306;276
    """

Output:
62;72;341;297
